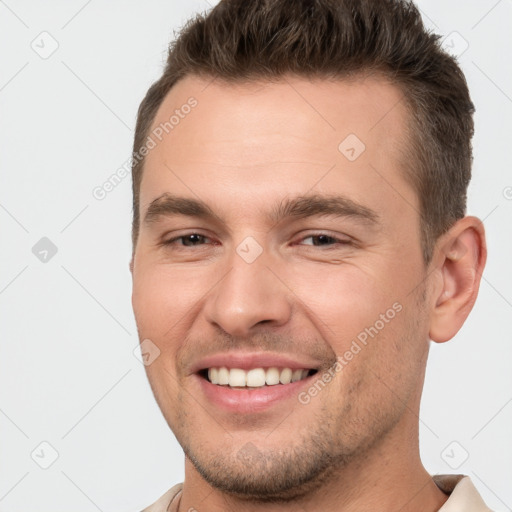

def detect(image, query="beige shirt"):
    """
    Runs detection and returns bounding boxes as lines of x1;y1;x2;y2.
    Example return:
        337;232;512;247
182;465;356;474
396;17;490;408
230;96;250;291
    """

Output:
142;474;494;512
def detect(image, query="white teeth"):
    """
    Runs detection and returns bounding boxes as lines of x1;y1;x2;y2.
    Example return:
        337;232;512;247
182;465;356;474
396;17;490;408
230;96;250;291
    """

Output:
279;368;292;384
246;368;266;387
208;368;219;384
229;368;247;387
218;367;229;385
265;367;280;385
205;366;312;387
291;369;303;382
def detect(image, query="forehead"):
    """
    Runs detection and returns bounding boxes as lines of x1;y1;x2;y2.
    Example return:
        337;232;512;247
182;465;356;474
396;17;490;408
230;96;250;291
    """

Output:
139;73;417;224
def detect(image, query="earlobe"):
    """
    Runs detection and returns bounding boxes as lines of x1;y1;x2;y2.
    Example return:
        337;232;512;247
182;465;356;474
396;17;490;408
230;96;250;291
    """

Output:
429;217;487;343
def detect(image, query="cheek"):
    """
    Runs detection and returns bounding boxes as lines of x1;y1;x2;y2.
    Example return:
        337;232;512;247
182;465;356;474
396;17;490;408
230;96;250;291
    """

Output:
289;262;416;405
329;304;422;433
132;263;211;396
132;261;207;336
290;261;401;341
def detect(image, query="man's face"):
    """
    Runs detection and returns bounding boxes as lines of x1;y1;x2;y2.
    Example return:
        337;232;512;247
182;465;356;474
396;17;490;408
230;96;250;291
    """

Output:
131;75;432;499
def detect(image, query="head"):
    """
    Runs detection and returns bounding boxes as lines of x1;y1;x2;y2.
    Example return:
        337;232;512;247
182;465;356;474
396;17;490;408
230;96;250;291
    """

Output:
130;0;486;502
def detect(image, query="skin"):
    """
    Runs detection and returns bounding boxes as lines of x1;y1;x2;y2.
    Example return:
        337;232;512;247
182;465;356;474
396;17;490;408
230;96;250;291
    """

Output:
130;74;486;512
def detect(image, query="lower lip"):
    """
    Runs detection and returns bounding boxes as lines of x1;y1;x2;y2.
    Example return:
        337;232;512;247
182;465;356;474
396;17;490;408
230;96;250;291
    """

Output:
194;373;315;414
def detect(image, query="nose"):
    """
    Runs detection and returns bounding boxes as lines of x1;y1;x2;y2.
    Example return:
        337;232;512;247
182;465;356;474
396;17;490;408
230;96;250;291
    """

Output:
203;246;292;338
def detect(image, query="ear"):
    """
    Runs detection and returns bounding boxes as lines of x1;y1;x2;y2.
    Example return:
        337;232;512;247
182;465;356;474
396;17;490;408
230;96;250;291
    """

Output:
129;257;134;274
429;216;487;343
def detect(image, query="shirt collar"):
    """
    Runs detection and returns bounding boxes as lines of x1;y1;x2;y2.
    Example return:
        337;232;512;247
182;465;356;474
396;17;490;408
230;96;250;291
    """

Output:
434;475;493;512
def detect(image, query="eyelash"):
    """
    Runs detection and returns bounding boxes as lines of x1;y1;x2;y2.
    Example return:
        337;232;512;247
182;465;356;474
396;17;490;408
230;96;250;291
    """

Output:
161;232;352;249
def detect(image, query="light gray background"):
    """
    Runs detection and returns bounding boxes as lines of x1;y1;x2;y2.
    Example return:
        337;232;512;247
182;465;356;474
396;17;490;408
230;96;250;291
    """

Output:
1;1;511;511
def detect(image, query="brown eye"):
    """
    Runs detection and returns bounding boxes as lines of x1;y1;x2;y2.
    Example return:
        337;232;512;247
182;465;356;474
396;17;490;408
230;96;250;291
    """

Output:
164;233;212;247
299;234;351;247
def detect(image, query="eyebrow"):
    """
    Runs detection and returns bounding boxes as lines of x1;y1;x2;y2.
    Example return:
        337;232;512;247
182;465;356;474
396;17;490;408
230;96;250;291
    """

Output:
143;192;380;227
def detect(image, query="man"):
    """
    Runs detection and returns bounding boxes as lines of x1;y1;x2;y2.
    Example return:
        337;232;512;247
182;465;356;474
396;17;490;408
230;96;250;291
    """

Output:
129;0;491;510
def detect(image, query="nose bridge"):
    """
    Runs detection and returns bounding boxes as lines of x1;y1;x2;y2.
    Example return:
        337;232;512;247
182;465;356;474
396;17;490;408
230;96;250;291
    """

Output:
204;241;291;336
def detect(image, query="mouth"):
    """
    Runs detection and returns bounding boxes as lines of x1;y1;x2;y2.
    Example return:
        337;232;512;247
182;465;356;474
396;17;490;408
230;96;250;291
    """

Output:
191;352;325;413
198;366;319;389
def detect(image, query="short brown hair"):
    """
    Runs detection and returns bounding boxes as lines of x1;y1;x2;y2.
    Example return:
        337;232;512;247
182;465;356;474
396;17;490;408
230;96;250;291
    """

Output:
131;0;475;263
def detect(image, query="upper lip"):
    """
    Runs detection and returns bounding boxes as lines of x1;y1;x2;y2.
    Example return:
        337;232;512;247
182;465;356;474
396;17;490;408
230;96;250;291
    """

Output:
191;351;323;373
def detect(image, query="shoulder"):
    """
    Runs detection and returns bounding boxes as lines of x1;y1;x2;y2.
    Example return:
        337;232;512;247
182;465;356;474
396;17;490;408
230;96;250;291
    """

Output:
141;483;183;512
